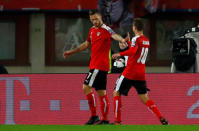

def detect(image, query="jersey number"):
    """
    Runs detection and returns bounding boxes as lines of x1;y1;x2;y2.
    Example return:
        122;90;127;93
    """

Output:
137;47;148;64
87;72;92;80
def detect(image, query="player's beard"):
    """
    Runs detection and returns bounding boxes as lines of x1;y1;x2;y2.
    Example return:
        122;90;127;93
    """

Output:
94;23;99;27
94;21;102;28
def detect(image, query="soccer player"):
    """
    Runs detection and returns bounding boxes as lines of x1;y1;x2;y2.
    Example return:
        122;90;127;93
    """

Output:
112;18;168;125
63;10;125;125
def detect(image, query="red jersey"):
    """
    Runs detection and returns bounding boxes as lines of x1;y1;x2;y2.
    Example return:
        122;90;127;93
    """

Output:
120;35;150;80
86;24;115;71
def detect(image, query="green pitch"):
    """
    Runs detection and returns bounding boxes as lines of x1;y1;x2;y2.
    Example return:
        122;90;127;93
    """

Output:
0;125;199;131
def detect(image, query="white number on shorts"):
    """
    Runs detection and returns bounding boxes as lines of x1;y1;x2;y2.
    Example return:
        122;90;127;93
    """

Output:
87;72;92;80
187;85;199;118
137;47;148;64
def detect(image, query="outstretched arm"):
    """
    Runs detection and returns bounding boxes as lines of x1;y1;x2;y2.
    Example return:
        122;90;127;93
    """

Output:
113;32;130;49
63;41;90;59
112;45;138;59
111;33;126;43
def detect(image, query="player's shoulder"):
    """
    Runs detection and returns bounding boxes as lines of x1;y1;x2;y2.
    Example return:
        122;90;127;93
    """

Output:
88;26;96;35
90;26;95;31
101;24;114;34
101;24;111;30
137;35;149;41
137;35;150;45
137;35;149;42
131;35;140;42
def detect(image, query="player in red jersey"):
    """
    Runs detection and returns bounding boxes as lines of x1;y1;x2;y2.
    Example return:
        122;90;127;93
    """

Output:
63;10;125;125
112;18;168;125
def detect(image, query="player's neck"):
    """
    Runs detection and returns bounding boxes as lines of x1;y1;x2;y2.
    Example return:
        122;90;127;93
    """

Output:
99;23;103;27
94;23;103;28
135;31;143;36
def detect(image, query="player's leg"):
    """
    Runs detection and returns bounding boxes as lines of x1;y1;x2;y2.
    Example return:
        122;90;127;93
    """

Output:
134;81;168;125
83;70;100;125
113;91;122;125
138;93;168;125
113;75;132;125
83;84;99;125
83;84;97;116
138;93;163;119
94;70;110;125
96;90;110;124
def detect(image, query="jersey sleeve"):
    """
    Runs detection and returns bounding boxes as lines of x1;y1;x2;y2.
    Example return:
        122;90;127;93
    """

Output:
102;24;115;38
86;29;91;42
120;40;138;56
127;40;131;47
106;26;115;35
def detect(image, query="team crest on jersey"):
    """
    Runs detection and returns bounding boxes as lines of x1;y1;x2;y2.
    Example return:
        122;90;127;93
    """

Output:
97;32;100;36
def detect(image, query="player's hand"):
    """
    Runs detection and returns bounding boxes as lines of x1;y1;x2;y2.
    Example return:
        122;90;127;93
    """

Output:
63;50;73;59
120;38;126;44
125;32;130;42
119;42;127;50
112;53;121;59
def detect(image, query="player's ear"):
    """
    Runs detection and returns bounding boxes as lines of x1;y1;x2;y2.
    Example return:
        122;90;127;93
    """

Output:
133;25;137;31
97;13;102;19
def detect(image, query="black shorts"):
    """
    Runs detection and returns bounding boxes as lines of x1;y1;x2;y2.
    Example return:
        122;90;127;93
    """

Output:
84;69;108;90
114;75;150;96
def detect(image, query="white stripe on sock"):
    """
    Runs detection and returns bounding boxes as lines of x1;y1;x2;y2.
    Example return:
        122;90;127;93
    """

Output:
115;100;118;118
92;94;96;107
103;97;107;113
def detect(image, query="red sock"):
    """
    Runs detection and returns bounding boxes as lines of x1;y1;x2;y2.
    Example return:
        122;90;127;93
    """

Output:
146;100;163;119
86;92;97;116
114;96;121;122
99;95;109;121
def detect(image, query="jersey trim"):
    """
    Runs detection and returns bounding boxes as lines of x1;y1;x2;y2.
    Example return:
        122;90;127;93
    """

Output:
115;75;125;91
131;35;140;47
101;24;115;34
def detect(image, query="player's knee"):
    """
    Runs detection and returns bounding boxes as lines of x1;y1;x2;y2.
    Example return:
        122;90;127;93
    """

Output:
113;91;120;96
82;84;92;94
96;90;106;96
135;87;150;94
138;94;149;104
